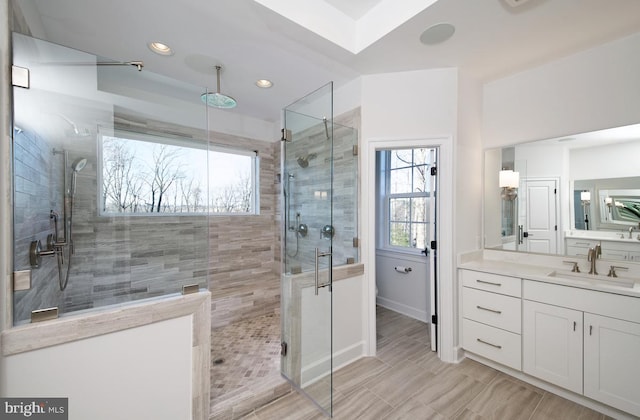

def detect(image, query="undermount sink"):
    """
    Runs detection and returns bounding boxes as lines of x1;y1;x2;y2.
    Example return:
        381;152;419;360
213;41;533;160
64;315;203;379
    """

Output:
547;270;636;289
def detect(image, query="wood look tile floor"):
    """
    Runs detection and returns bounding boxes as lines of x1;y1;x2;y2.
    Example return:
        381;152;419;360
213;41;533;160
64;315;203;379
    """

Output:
242;306;614;420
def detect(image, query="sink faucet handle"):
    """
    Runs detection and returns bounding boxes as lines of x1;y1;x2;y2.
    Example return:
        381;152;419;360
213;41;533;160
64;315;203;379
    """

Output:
563;260;580;273
607;265;628;278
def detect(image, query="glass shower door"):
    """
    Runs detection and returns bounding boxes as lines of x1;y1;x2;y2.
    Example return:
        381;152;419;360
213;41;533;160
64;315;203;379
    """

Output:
281;83;334;416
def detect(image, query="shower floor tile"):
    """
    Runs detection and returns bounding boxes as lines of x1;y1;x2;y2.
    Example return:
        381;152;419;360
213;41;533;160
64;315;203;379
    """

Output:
210;312;286;415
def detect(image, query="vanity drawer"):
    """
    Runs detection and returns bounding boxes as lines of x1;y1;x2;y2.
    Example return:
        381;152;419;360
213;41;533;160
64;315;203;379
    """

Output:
463;318;521;370
463;287;521;333
461;269;521;297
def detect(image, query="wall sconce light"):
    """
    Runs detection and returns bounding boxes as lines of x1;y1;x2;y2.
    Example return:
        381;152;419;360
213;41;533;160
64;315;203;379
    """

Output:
580;191;591;204
499;169;519;200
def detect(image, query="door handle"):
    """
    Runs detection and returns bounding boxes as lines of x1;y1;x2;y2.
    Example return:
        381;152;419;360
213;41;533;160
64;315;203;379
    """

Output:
518;225;523;244
315;247;332;295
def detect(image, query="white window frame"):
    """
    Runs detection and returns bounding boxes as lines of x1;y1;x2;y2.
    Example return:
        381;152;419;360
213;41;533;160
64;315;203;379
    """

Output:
378;149;431;255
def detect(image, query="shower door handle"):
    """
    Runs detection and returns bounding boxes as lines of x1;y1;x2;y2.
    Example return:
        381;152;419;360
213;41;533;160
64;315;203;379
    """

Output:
315;248;332;295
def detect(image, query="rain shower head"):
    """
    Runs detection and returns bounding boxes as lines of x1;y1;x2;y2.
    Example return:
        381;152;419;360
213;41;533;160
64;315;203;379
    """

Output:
72;158;87;172
201;65;237;109
296;153;317;168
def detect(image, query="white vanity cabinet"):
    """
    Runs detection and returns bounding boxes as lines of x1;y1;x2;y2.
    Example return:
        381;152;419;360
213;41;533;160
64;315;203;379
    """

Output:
522;300;583;394
584;313;640;416
460;269;522;370
523;279;640;417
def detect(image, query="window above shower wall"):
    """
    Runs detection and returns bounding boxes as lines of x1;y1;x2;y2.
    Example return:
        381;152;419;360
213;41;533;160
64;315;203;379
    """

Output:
99;130;260;215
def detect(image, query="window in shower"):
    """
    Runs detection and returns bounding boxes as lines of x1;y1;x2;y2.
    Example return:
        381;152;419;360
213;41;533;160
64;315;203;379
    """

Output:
99;130;259;215
379;148;433;252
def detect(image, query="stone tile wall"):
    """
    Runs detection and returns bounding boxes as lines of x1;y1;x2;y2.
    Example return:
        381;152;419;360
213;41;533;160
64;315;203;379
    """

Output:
13;129;64;323
283;109;360;273
13;108;359;329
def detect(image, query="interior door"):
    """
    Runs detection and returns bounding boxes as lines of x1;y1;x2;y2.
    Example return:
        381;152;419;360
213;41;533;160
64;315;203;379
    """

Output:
522;179;558;253
281;83;334;416
428;149;438;352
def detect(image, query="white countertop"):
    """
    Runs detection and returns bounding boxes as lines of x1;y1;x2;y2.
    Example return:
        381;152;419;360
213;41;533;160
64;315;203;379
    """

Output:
565;230;640;244
459;252;640;298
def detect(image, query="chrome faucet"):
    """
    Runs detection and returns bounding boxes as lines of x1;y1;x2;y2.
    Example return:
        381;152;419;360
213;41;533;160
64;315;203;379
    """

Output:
588;244;601;275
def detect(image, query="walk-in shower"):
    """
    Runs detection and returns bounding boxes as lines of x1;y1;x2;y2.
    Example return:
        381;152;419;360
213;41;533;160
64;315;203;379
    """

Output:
12;32;209;324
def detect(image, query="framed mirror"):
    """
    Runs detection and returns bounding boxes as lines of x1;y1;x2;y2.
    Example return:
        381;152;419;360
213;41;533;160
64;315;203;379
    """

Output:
484;123;640;261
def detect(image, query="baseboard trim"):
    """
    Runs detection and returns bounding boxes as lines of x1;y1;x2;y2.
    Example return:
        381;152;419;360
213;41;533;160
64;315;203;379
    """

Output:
300;341;364;387
376;298;428;322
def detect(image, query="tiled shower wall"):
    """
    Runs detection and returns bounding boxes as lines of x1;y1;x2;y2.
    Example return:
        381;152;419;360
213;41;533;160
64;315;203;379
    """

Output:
13;129;64;322
13;116;211;324
283;109;360;273
207;131;281;328
13;108;359;328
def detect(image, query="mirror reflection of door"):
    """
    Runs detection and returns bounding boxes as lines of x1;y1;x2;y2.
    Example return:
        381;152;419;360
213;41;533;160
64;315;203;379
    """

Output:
520;179;558;253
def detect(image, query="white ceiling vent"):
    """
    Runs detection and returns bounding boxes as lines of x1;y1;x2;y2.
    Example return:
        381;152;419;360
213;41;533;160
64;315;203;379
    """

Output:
504;0;532;7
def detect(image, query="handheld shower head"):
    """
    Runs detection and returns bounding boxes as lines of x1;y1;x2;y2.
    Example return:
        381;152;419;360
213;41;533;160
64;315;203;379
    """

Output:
72;158;87;172
70;158;87;197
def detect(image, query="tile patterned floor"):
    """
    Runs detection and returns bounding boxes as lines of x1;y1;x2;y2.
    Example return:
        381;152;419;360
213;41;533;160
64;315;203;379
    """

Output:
211;312;290;418
242;306;616;420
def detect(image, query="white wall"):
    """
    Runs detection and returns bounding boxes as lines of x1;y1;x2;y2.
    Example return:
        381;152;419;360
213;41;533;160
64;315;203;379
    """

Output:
361;68;458;361
1;316;193;420
483;32;640;149
456;72;484;254
570;141;640;181
375;250;429;322
300;275;364;384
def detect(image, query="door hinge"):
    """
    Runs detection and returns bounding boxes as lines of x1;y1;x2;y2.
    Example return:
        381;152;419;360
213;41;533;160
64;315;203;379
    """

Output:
430;166;437;176
555;225;558;231
352;145;358;156
554;188;557;194
281;128;292;142
431;314;438;325
280;341;288;356
430;240;437;250
12;65;30;88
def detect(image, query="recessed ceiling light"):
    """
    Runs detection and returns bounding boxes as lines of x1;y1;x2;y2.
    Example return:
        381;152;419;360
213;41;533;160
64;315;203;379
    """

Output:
255;79;273;88
148;42;173;56
420;23;456;46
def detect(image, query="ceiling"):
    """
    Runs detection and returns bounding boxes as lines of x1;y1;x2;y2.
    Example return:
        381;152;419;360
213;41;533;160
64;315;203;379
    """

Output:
14;0;640;123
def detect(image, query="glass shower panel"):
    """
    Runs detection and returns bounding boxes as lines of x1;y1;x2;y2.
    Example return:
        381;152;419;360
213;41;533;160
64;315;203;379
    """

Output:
281;82;334;416
12;33;210;325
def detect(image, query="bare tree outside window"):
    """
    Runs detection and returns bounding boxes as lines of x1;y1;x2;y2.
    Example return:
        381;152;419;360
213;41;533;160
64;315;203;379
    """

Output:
387;148;432;250
147;145;184;213
102;138;144;213
100;134;257;215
